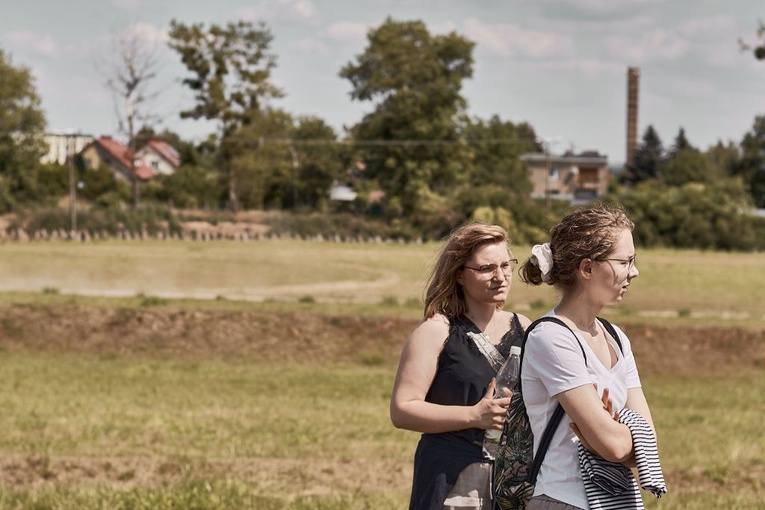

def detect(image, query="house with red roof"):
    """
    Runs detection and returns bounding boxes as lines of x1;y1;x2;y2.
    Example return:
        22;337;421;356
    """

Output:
134;139;181;176
79;137;181;183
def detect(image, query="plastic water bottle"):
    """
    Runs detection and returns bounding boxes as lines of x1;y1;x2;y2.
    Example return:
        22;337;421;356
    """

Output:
483;346;522;458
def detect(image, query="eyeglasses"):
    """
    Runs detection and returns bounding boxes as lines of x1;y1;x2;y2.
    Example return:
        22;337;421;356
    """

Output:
597;254;637;272
463;259;518;278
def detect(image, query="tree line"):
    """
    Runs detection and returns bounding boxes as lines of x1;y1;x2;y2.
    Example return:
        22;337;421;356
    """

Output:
1;18;764;250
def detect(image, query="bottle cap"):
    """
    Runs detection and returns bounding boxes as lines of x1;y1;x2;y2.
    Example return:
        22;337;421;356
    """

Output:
510;346;521;356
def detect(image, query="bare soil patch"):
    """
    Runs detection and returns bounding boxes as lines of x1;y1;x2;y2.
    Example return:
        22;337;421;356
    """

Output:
0;305;762;373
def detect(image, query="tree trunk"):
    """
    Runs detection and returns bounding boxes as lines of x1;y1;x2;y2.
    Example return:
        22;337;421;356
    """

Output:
227;166;238;212
132;175;140;210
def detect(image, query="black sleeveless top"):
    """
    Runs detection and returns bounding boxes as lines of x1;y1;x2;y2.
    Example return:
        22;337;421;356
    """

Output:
409;313;525;510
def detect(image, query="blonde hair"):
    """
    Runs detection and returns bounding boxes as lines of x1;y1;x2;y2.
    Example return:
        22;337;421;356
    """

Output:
424;223;510;319
520;204;634;291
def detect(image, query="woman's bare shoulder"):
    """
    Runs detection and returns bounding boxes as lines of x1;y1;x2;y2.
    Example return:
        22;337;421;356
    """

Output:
513;312;532;330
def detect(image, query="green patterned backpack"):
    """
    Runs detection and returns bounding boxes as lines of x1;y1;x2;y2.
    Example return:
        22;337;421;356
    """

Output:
492;316;622;510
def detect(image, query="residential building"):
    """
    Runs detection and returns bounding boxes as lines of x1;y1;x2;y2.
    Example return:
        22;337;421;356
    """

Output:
521;151;610;203
134;139;181;175
79;137;156;182
41;132;94;165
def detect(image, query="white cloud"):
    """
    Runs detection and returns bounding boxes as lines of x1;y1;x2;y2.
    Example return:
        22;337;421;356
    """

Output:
677;15;736;38
428;21;459;36
323;22;369;44
294;37;330;55
111;0;142;11
462;18;575;59
5;31;59;57
546;0;662;15
535;58;623;74
120;23;168;46
606;29;689;63
236;0;319;24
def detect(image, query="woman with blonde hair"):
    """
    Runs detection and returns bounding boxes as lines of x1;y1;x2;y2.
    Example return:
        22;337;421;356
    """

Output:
391;222;531;509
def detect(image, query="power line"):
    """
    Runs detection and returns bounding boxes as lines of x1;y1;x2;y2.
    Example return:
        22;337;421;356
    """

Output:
218;136;540;148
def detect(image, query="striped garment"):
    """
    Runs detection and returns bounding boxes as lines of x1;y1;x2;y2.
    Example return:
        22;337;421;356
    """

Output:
578;408;667;510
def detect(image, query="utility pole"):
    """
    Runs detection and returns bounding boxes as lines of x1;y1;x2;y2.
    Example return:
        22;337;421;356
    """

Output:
67;134;77;235
289;143;299;209
537;136;563;208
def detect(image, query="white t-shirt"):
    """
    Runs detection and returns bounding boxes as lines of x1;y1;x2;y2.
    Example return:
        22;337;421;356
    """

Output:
521;312;642;510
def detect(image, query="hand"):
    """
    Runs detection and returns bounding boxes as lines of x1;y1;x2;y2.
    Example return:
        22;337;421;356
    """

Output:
474;378;512;431
569;384;619;452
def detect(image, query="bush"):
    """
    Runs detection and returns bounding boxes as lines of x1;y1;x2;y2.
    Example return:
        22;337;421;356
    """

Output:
616;180;765;251
17;203;182;236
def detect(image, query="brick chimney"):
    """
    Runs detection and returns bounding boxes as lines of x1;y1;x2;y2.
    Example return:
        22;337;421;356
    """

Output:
626;67;640;168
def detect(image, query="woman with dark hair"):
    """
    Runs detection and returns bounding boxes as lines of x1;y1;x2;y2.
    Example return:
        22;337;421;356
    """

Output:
519;205;664;510
391;222;531;509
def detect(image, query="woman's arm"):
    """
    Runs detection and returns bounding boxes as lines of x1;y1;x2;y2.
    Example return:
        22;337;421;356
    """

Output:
389;316;511;434
557;384;635;463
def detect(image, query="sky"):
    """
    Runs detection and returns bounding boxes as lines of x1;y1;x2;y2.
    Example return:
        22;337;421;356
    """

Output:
1;0;764;166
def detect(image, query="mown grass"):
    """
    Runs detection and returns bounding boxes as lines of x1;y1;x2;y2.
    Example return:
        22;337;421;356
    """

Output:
0;240;765;314
0;240;763;507
0;350;762;509
1;240;764;328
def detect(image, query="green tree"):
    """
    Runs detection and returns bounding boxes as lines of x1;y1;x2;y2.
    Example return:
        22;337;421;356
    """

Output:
340;18;475;226
462;115;536;193
662;129;715;186
741;20;765;60
228;108;293;210
0;48;46;212
291;116;344;211
168;20;283;211
618;179;764;250
662;148;714;186
623;125;664;185
668;127;691;158
705;140;740;181
735;115;765;208
158;164;224;209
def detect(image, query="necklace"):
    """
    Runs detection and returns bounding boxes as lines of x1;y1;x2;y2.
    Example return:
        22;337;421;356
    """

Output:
467;312;497;340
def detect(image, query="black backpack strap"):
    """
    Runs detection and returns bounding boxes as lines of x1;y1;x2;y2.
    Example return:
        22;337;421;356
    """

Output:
520;316;587;485
597;316;624;354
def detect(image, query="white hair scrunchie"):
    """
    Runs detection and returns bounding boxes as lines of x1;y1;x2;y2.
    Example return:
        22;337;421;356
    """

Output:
530;243;553;283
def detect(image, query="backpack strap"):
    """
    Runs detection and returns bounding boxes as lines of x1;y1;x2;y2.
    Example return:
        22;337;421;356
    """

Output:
520;316;587;485
597;316;624;354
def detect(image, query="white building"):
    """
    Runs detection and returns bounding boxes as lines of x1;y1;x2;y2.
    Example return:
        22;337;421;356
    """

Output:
134;139;181;175
41;132;94;165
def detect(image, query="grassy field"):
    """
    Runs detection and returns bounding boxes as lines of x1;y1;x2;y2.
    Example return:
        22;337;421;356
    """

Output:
1;239;764;326
0;351;762;509
0;239;763;508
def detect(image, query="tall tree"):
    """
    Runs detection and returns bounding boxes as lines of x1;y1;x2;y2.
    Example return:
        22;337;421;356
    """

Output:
661;127;715;186
740;20;765;60
705;140;740;181
229;108;293;210
623;125;665;185
105;29;160;209
463;115;536;192
168;20;283;211
735;115;765;208
0;48;46;212
669;127;691;158
340;18;474;223
662;148;714;186
291;116;343;211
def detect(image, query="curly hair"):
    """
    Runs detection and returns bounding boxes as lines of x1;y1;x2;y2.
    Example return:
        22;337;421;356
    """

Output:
423;223;510;319
519;205;634;291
